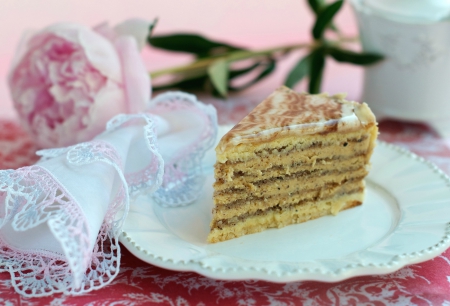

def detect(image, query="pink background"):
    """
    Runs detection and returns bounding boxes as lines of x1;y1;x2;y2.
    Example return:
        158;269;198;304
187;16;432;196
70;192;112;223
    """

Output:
0;0;360;119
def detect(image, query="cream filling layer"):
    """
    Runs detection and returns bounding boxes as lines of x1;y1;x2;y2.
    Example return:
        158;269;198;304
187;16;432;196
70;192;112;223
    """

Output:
213;167;368;204
212;179;365;220
214;155;367;190
207;192;364;243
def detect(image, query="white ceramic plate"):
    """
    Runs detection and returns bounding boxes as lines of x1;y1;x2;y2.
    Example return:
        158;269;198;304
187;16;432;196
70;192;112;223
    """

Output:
119;127;450;282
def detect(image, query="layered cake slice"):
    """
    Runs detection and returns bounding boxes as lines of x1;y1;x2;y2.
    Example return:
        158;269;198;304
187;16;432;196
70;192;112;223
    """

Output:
207;86;378;243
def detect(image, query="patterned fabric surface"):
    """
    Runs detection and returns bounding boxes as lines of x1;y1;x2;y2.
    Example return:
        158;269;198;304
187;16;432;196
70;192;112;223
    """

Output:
1;99;450;305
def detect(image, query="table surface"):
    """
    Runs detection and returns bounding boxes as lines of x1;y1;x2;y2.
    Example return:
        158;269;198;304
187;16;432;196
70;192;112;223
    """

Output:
1;97;450;305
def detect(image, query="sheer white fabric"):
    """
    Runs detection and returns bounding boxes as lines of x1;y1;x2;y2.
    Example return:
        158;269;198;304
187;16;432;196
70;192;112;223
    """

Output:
0;92;217;296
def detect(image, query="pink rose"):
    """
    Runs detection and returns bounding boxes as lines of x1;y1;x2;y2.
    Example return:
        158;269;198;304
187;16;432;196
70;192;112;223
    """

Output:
8;19;151;148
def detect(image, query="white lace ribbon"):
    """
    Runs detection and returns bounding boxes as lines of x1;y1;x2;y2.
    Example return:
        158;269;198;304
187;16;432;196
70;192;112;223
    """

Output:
0;92;217;296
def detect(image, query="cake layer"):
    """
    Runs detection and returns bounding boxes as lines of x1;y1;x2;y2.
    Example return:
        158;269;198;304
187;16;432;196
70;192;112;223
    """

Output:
216;154;366;182
213;167;368;204
217;125;377;164
207;192;364;243
212;186;363;229
212;179;365;220
214;132;374;179
214;154;367;191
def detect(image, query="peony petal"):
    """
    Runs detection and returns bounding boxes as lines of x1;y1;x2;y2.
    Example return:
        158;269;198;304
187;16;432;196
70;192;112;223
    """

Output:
43;23;96;45
114;36;150;113
76;28;122;83
92;22;116;42
32;114;59;148
54;114;82;147
113;18;153;50
75;80;127;144
40;23;122;83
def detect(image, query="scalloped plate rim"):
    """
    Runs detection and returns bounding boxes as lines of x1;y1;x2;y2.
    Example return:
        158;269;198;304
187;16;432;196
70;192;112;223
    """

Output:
120;139;450;283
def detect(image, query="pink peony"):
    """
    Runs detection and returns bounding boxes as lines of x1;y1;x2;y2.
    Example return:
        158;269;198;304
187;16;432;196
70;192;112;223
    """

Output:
8;19;151;148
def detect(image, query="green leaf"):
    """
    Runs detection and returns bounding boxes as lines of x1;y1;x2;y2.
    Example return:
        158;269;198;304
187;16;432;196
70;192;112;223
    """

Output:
208;59;229;97
228;62;261;79
308;48;325;94
153;61;276;96
148;33;245;58
308;0;325;14
329;47;384;65
148;18;158;37
230;60;276;91
312;0;343;40
284;54;311;88
308;0;339;32
329;23;339;32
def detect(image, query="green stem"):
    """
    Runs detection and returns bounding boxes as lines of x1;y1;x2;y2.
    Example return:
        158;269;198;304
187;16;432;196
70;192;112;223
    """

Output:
150;36;357;79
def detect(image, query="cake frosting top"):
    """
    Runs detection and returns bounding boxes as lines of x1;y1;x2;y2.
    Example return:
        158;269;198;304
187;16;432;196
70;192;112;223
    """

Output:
217;86;376;154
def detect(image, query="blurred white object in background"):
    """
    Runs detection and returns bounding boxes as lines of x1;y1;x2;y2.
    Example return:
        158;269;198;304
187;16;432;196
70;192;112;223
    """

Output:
360;0;450;23
352;0;450;137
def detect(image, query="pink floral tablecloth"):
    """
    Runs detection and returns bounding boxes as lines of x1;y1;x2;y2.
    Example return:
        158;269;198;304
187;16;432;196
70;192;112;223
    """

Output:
1;99;450;305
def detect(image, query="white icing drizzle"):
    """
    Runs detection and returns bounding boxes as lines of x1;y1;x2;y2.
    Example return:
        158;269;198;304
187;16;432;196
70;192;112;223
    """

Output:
217;87;376;155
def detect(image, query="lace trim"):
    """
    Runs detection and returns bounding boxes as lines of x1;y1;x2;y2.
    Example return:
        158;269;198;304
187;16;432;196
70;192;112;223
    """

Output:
148;91;217;207
106;113;164;199
0;165;91;296
0;114;164;297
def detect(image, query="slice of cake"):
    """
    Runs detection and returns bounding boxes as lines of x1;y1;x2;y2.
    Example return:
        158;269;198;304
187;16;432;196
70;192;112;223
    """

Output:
207;86;378;243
